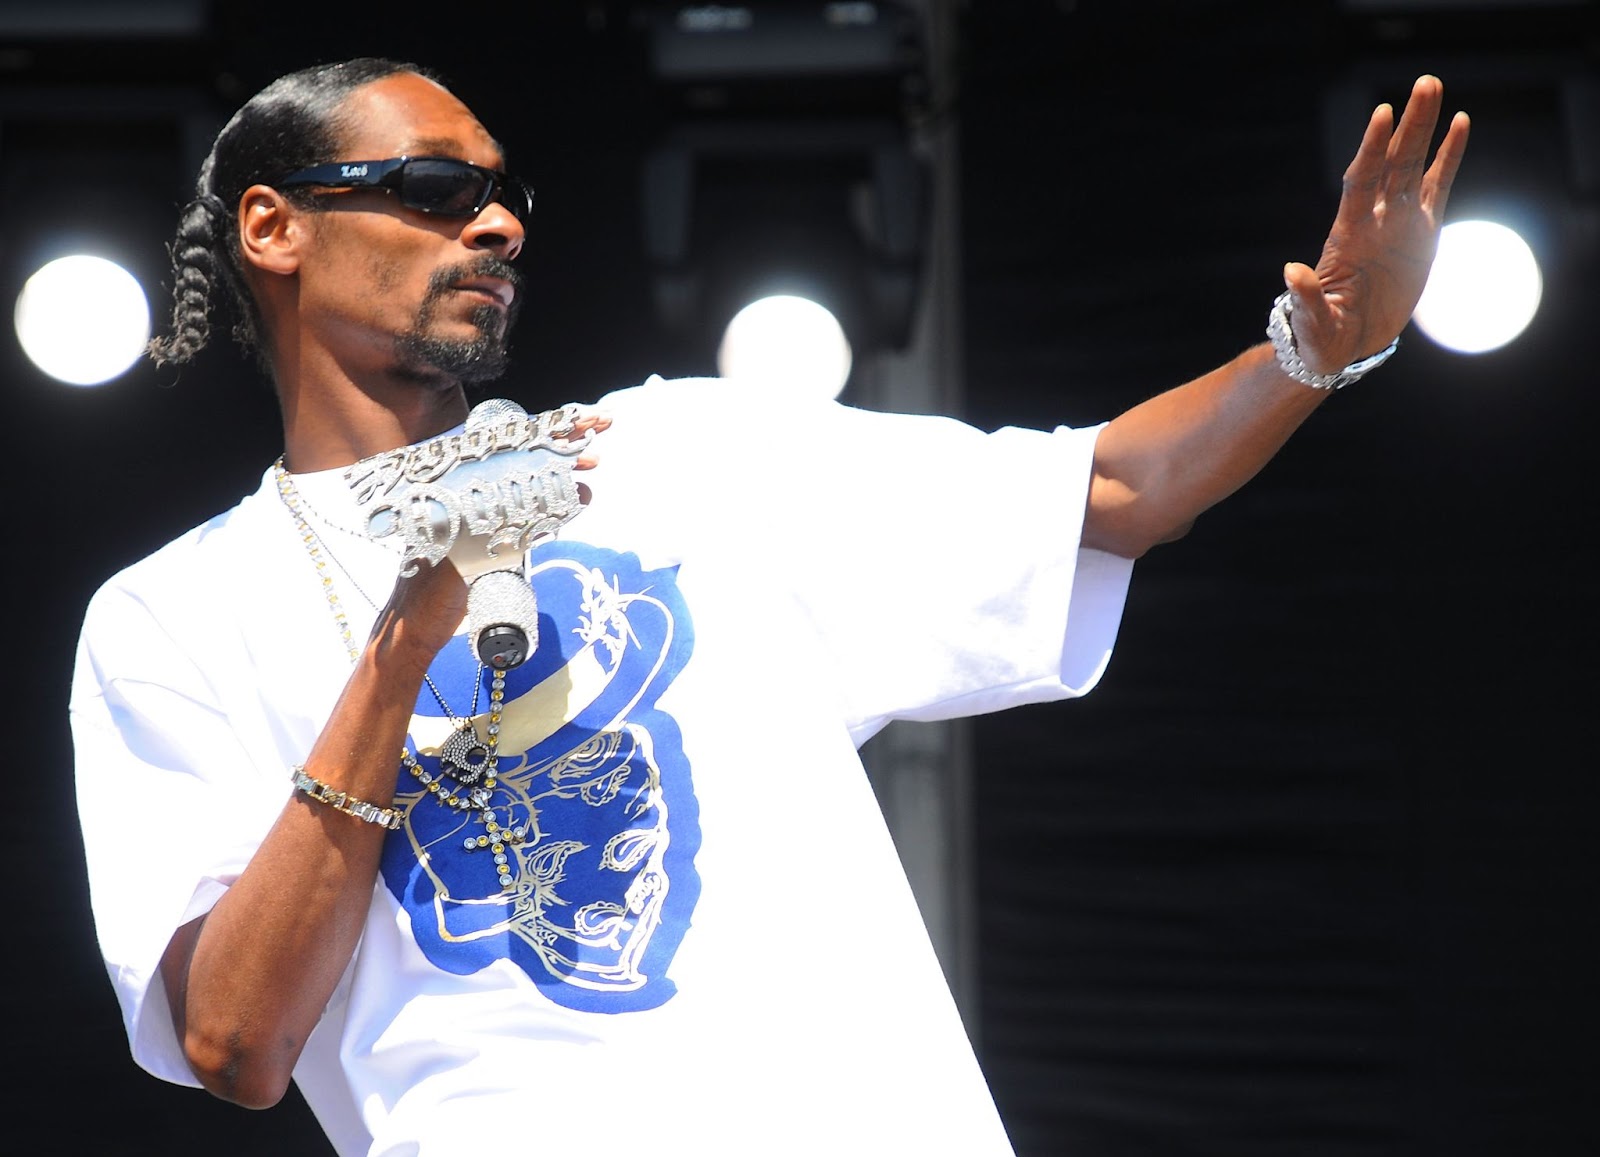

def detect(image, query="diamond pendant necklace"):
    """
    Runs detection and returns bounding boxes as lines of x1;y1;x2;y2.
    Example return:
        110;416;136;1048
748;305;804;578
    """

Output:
274;459;531;878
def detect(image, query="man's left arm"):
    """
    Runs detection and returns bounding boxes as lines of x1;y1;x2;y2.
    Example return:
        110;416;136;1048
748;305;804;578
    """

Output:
1084;74;1470;559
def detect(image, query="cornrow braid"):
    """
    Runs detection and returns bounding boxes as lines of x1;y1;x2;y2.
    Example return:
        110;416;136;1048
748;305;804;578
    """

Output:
145;57;442;375
146;192;227;367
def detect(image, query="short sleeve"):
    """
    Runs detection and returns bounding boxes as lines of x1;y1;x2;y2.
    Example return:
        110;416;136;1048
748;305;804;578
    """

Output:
594;378;1136;743
70;565;293;1085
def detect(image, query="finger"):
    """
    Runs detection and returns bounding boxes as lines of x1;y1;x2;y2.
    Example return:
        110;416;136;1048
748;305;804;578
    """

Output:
1421;110;1472;218
1336;102;1396;223
1382;75;1446;203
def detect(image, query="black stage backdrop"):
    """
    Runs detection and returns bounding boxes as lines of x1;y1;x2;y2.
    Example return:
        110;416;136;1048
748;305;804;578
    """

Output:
4;3;1593;1155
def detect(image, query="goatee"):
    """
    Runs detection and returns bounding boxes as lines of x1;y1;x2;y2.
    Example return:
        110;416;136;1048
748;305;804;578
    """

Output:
394;256;524;384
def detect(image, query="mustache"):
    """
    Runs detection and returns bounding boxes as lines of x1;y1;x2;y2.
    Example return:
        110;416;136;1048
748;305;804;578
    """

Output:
426;255;525;302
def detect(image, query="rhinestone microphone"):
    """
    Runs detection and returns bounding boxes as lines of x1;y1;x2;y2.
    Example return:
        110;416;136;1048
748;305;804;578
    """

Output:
342;398;594;669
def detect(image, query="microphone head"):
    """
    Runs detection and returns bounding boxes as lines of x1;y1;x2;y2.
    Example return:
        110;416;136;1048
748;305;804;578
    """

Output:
465;397;529;432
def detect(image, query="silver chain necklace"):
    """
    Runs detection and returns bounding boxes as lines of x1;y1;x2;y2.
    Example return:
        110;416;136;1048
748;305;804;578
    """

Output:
274;458;531;884
286;480;486;729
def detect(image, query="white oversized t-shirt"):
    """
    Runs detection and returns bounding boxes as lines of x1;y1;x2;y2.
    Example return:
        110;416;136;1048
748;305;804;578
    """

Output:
71;376;1134;1156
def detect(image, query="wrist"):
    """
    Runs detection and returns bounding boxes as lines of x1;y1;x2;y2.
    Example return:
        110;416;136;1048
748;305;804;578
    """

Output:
1266;291;1398;390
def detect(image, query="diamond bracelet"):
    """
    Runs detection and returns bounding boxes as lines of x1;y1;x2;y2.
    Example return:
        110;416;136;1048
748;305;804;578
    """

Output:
1266;290;1398;390
290;765;402;831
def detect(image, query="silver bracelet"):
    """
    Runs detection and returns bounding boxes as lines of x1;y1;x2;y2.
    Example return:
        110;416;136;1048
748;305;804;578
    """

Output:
290;765;402;830
1266;290;1398;390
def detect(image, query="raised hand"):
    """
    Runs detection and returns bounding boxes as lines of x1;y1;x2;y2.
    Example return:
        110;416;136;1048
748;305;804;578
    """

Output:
1283;74;1471;374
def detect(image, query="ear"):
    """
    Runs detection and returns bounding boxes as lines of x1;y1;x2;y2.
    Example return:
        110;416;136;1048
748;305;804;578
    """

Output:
237;184;308;276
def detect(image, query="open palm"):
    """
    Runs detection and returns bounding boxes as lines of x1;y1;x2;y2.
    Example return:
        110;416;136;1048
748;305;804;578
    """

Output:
1285;75;1471;372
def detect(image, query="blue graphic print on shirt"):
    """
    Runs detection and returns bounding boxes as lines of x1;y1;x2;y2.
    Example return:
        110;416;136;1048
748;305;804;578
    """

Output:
381;543;698;1013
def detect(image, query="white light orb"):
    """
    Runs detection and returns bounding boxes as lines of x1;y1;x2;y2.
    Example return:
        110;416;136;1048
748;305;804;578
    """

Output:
14;254;151;386
1412;220;1542;355
717;294;853;399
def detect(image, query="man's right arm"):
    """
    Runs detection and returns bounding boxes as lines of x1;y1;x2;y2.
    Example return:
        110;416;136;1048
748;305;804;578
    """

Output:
158;557;466;1108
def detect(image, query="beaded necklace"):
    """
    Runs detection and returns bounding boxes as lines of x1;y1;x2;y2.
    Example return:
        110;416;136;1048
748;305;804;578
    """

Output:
274;459;531;883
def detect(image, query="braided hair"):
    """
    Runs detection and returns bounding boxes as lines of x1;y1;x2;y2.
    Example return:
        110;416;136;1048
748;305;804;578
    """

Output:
147;57;440;372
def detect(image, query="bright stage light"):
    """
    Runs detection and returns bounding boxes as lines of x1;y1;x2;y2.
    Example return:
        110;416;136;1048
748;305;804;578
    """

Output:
1412;220;1542;355
14;254;151;386
717;294;853;399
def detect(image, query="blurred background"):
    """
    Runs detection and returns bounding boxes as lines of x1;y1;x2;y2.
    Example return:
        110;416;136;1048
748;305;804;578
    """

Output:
3;1;1594;1154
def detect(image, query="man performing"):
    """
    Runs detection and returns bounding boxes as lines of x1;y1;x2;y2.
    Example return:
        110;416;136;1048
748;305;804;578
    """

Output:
70;57;1469;1156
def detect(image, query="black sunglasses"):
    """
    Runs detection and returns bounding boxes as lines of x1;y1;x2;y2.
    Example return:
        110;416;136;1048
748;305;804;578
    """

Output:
277;156;534;224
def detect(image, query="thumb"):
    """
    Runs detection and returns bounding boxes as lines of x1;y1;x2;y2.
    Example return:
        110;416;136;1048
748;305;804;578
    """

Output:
1282;262;1324;309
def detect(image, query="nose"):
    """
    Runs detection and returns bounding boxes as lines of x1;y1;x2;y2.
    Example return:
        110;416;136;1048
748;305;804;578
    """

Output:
462;198;525;261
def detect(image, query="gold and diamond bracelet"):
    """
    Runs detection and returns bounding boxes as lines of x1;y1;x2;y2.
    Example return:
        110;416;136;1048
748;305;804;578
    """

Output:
290;765;403;830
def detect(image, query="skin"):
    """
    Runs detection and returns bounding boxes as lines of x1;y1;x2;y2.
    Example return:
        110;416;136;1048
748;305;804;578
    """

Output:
1085;76;1469;555
158;71;1469;1108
